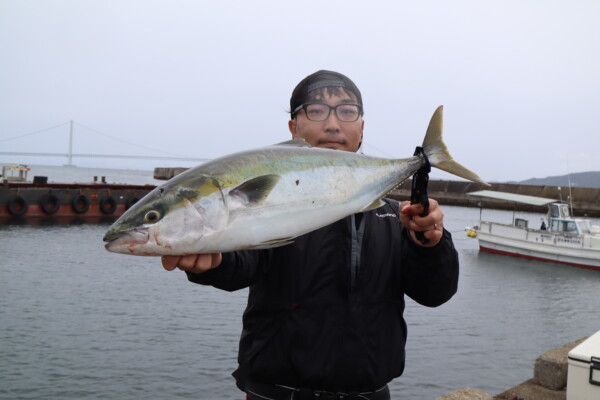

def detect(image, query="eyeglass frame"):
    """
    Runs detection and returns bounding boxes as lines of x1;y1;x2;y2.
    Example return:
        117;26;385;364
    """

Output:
292;103;363;122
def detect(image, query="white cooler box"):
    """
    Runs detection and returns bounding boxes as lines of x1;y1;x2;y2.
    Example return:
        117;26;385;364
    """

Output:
567;330;600;400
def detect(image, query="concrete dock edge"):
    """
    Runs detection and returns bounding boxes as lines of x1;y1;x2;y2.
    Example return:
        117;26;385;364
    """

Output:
436;337;589;400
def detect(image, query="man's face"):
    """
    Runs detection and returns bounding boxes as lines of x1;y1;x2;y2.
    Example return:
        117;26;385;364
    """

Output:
288;88;364;153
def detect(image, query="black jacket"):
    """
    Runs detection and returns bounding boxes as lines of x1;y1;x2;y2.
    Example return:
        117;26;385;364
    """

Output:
187;199;459;392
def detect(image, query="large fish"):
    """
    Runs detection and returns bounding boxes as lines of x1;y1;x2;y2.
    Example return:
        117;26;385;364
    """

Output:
104;106;487;256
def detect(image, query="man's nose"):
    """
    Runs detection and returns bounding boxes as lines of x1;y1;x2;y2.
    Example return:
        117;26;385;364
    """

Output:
323;109;342;130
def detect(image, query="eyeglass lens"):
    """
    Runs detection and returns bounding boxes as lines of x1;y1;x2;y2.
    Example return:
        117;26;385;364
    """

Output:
305;104;360;122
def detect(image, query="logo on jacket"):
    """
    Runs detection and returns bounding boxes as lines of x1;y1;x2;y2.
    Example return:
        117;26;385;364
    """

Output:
375;212;397;218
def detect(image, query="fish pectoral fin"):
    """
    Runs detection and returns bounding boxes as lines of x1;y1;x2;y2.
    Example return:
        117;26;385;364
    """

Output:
360;198;386;212
250;237;296;249
274;138;312;147
229;174;281;206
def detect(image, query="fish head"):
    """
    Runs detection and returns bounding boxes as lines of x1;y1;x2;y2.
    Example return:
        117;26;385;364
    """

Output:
103;175;227;256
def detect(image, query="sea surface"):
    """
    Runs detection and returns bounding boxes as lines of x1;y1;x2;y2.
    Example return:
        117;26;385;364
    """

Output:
2;165;600;400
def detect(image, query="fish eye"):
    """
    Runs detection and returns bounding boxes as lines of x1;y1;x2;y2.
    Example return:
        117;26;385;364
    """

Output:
144;210;161;223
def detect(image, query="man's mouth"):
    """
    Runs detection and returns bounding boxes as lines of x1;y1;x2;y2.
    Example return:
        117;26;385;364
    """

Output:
318;140;344;148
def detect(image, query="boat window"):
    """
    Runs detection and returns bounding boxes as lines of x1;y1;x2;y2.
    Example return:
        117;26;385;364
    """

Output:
549;204;560;218
563;221;578;233
578;220;592;234
515;218;528;228
560;205;570;218
551;220;578;233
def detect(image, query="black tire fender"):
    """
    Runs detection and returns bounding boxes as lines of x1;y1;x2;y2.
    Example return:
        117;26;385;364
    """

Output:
40;193;60;214
71;194;90;214
7;195;28;216
99;196;117;214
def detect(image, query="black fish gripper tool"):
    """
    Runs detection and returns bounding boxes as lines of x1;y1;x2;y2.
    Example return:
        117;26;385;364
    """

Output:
410;146;431;245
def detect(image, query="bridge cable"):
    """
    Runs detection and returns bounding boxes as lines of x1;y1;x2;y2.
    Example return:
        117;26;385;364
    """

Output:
73;121;197;158
0;121;71;142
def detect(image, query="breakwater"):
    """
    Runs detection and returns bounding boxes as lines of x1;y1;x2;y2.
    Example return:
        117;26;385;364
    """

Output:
389;180;600;217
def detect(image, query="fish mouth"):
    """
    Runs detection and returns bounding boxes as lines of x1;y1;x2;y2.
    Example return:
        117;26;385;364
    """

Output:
103;228;150;253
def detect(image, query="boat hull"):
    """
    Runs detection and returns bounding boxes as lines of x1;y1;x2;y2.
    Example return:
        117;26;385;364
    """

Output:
1;182;155;222
476;221;600;270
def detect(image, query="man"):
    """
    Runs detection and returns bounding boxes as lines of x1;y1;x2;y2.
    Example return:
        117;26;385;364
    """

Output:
162;70;458;400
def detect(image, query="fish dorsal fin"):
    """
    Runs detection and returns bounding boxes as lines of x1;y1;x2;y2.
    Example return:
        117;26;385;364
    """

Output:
360;198;386;212
274;139;312;147
229;174;281;206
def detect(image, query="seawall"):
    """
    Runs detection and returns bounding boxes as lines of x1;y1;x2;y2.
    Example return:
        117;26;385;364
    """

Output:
388;180;600;217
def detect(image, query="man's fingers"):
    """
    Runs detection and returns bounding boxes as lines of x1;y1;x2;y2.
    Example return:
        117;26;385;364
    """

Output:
194;254;213;271
399;199;444;247
210;253;223;269
162;254;222;273
178;254;200;269
400;203;424;216
162;256;181;271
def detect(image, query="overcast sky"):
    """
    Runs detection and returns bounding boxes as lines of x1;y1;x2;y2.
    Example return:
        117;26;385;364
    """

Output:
1;0;599;183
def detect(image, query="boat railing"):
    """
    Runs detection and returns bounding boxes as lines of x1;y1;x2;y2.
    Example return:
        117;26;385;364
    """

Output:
481;220;588;248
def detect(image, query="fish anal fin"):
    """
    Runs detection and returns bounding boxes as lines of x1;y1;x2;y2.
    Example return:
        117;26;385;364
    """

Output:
249;237;295;249
360;198;386;212
229;174;281;206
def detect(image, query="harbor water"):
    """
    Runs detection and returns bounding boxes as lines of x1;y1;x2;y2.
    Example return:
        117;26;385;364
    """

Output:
1;165;600;400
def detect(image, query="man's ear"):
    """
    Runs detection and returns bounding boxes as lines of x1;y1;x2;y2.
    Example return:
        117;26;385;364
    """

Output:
358;120;364;149
288;119;297;137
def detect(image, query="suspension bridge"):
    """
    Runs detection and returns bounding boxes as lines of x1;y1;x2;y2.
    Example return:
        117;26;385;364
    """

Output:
0;120;209;165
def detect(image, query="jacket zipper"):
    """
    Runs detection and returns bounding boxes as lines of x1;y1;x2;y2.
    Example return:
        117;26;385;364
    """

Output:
350;213;366;292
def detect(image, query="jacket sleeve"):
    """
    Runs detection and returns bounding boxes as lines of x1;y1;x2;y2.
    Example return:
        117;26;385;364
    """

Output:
400;227;459;307
185;249;270;292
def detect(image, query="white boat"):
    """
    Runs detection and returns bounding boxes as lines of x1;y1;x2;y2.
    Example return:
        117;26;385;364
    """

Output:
466;190;600;270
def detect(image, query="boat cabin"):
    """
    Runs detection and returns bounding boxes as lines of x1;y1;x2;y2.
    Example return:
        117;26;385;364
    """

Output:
547;202;594;235
1;164;30;182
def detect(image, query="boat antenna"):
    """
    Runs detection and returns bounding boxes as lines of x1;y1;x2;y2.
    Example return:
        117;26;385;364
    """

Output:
558;186;563;203
567;174;574;217
565;157;574;216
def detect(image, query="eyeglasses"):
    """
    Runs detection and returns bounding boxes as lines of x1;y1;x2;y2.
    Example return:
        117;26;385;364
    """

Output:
293;103;363;122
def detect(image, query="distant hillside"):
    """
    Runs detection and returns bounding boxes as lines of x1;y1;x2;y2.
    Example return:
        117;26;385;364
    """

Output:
515;171;600;189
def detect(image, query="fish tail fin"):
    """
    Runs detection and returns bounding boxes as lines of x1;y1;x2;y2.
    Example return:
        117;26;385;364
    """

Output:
422;106;490;186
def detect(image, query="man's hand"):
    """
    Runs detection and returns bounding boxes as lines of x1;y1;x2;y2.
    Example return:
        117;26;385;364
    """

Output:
161;253;222;274
399;198;444;247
